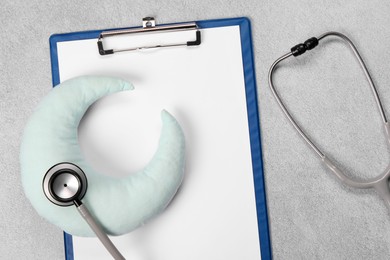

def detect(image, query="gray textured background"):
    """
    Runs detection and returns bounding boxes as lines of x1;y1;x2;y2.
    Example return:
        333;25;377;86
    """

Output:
1;0;390;259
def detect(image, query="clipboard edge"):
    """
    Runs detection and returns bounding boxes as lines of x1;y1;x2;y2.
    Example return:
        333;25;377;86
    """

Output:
238;17;273;260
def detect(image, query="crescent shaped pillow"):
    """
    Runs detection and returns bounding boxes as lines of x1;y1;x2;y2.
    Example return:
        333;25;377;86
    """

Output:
20;76;185;237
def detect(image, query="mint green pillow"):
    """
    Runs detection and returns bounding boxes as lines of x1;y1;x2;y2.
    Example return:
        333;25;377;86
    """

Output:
20;76;185;237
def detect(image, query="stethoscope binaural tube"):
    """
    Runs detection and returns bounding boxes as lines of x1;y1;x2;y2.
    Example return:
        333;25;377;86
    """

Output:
268;32;390;209
43;163;126;260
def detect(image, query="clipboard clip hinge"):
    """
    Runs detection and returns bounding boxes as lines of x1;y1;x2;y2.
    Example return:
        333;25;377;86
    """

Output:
97;17;201;55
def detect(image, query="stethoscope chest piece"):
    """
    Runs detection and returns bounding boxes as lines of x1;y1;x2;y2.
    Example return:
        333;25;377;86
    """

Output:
42;162;126;259
43;163;88;206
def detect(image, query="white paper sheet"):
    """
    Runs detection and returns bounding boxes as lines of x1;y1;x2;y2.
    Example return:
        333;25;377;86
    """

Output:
57;25;261;260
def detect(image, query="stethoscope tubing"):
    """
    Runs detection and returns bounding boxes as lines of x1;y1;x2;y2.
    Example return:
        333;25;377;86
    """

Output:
74;199;126;260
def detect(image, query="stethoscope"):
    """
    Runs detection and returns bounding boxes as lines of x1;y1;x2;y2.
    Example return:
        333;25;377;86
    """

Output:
268;32;390;210
43;162;126;260
41;32;389;260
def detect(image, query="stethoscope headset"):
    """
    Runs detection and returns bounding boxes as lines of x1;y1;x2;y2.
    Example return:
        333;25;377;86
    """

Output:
43;162;126;260
268;32;390;210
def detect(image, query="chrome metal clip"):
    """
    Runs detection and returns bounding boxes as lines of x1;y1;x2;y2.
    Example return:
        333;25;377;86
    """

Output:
97;17;201;55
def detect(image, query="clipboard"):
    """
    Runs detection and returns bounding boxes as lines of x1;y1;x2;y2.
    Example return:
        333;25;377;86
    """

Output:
49;17;271;260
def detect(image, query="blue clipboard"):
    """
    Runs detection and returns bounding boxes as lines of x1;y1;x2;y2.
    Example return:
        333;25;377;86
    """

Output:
49;17;271;260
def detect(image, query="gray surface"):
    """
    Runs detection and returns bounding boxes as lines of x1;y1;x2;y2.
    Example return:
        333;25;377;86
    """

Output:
1;0;390;259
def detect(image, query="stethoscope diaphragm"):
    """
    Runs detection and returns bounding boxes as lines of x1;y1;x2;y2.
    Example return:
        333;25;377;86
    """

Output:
42;162;88;206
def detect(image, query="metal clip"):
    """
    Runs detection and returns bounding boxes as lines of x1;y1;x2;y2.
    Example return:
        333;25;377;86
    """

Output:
142;17;156;28
97;17;201;55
